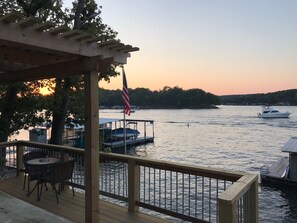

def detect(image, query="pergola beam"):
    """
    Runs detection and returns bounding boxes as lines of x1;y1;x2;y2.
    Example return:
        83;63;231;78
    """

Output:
0;46;72;66
2;56;102;82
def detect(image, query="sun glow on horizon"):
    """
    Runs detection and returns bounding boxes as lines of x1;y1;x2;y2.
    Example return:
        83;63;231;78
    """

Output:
39;87;53;95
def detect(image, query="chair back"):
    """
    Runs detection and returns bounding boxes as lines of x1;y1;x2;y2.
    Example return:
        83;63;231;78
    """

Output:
50;160;75;184
25;162;48;181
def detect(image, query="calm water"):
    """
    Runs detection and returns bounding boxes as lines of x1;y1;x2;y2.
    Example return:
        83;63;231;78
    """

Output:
100;106;297;223
11;105;297;222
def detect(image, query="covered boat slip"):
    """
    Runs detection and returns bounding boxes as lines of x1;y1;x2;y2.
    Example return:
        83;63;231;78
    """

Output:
64;118;154;149
261;137;297;184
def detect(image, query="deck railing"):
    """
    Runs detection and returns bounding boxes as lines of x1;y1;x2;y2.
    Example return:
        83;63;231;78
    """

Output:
0;141;258;223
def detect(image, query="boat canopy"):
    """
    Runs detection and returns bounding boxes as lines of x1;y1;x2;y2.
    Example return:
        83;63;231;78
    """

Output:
99;118;120;125
65;118;121;130
282;137;297;153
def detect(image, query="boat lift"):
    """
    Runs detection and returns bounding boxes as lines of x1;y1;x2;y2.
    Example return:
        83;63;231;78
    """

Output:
63;118;154;150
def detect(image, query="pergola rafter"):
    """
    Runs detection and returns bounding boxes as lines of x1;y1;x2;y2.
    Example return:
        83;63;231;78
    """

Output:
0;12;139;80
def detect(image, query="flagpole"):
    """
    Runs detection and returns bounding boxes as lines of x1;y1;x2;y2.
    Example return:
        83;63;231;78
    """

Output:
123;111;127;154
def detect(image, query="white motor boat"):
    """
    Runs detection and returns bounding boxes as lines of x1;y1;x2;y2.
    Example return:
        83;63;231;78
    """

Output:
257;106;290;118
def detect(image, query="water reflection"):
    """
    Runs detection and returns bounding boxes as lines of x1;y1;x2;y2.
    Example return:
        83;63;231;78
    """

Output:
260;184;297;223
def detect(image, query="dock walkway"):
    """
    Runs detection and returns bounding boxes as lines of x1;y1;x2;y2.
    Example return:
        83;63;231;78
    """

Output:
261;157;289;180
104;136;154;148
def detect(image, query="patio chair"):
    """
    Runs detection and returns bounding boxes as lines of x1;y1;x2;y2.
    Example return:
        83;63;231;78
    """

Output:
25;162;51;200
41;159;75;204
23;151;46;190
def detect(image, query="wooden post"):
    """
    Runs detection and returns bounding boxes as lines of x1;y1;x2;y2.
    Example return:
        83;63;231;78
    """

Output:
84;70;100;223
218;174;258;223
248;176;259;223
218;198;236;223
61;151;69;191
128;158;140;212
16;144;24;176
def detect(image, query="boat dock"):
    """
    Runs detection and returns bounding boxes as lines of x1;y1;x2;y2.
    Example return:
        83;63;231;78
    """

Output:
101;118;154;149
103;136;154;148
64;118;154;150
261;137;297;185
261;157;289;182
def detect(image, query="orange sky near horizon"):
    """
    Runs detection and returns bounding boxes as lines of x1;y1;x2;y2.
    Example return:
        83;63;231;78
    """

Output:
63;0;297;96
100;57;297;96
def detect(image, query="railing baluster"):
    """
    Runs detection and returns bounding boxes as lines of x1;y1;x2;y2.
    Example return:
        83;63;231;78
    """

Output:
188;174;191;217
105;159;108;192
209;177;211;222
125;163;128;197
195;175;197;219
138;164;141;202
154;168;156;206
216;179;219;222
109;162;111;193
118;162;120;196
113;162;115;194
202;176;204;220
170;171;172;211
165;169;167;209
122;162;125;196
182;173;184;215
159;169;161;207
143;166;146;202
149;167;151;205
175;172;178;213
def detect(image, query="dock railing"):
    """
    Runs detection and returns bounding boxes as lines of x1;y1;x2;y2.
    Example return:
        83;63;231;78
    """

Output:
1;140;258;223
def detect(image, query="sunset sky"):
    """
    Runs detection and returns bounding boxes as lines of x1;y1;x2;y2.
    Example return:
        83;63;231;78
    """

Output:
65;0;297;95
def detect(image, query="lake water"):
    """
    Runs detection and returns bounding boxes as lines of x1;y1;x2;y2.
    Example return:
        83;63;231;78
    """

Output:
11;105;297;222
100;106;297;223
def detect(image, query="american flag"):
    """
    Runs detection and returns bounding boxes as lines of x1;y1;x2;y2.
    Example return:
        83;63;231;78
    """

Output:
122;68;130;116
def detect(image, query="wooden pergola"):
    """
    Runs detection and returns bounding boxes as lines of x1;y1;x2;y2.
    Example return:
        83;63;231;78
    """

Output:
0;12;138;223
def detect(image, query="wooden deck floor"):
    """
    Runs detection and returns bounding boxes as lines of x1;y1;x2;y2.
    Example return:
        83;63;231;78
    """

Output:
0;175;170;223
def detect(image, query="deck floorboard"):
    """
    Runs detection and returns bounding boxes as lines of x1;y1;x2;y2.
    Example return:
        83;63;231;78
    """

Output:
0;175;170;223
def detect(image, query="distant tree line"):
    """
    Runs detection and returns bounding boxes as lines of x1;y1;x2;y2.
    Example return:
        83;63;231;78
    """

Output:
220;89;297;105
99;86;220;109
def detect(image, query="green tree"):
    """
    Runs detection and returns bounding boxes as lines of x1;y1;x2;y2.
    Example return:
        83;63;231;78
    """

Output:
0;0;60;143
0;0;120;146
48;0;120;144
98;86;220;109
0;0;61;171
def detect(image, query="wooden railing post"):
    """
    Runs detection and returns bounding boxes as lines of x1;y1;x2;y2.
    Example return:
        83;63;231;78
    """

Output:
16;144;24;176
218;174;258;223
248;176;259;223
61;151;70;191
128;159;140;212
218;198;237;223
